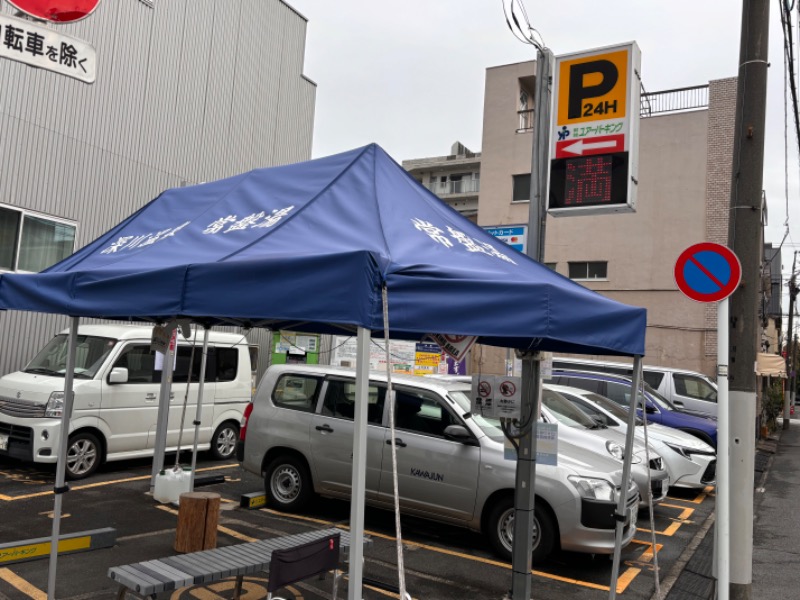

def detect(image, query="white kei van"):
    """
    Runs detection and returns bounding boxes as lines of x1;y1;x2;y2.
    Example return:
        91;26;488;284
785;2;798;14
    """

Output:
0;324;252;479
551;357;718;418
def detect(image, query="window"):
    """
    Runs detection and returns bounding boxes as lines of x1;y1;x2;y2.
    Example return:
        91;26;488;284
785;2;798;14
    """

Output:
0;205;76;272
568;261;607;280
674;374;717;403
512;174;531;203
112;345;158;383
272;374;321;412
642;371;664;389
322;379;386;424
393;388;457;437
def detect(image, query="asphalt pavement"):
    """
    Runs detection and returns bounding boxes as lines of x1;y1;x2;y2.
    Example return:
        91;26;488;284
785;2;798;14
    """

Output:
660;414;800;600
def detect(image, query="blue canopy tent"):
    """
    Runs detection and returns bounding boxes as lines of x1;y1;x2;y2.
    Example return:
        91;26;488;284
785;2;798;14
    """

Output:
0;144;646;599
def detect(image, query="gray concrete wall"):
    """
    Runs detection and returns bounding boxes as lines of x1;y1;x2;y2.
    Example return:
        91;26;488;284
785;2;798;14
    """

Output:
0;0;315;377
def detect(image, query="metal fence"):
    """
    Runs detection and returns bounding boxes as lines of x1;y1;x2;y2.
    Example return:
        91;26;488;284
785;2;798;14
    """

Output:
641;84;709;117
426;179;480;195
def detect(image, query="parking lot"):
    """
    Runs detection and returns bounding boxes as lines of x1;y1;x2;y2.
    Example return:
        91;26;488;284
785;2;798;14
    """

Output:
0;454;714;600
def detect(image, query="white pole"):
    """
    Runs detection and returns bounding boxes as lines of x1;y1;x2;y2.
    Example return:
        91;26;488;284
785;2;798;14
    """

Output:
47;316;79;600
347;326;370;600
189;327;210;491
150;329;177;492
715;298;730;600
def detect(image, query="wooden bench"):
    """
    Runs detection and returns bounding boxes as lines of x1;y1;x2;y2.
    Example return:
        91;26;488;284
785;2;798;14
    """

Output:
108;527;356;599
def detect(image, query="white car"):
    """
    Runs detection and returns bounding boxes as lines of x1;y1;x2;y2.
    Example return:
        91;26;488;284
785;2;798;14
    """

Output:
538;387;669;507
548;384;716;489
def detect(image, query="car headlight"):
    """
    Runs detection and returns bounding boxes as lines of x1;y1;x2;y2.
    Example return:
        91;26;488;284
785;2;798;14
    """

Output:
568;475;617;501
606;441;642;464
45;392;65;418
664;442;716;461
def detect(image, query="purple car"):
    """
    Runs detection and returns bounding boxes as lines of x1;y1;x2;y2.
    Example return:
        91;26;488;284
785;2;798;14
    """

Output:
547;370;718;448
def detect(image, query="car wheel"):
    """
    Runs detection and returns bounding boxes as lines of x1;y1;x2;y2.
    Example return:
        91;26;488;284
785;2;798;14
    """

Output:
210;422;239;460
264;455;313;511
487;497;556;563
66;432;102;480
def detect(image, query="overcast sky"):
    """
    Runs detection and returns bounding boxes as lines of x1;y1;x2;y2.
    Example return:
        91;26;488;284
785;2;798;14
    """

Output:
289;1;795;270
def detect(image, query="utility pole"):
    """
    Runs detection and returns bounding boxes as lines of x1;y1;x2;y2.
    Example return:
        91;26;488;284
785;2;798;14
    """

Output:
727;2;769;599
784;253;797;429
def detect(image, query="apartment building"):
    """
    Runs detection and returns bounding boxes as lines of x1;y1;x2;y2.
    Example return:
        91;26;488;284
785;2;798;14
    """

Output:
406;59;762;378
0;0;315;380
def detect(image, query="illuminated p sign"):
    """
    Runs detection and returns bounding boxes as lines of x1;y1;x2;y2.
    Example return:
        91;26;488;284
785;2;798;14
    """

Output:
548;42;640;216
559;50;628;124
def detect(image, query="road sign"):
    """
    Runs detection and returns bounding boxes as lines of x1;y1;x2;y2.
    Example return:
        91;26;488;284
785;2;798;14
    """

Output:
548;42;640;216
0;13;96;83
7;0;101;23
674;242;742;303
485;225;527;253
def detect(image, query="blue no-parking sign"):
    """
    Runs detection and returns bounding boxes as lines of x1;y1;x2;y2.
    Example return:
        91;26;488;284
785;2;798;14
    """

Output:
674;242;741;303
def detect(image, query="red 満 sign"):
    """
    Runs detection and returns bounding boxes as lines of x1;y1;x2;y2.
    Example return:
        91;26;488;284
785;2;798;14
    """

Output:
7;0;101;23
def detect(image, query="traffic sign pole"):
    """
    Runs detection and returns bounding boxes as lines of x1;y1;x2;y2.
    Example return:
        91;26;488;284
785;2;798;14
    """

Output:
674;241;740;600
716;299;730;600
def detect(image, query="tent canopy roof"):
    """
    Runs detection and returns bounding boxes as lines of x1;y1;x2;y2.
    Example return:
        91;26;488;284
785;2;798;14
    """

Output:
0;144;647;356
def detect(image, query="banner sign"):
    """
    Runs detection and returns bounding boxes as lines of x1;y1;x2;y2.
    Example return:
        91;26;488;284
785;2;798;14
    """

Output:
0;13;96;83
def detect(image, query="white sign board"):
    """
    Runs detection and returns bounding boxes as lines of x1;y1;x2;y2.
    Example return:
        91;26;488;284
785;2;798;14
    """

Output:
0;14;96;83
470;375;522;419
548;42;640;216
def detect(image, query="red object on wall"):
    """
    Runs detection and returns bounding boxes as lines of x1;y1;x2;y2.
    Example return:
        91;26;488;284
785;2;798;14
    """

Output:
6;0;101;23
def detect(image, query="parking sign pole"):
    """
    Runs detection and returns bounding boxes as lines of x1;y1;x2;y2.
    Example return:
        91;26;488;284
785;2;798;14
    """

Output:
511;45;553;600
716;298;730;600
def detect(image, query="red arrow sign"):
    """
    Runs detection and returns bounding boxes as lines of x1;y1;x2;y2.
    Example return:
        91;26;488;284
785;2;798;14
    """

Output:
555;134;624;159
7;0;101;22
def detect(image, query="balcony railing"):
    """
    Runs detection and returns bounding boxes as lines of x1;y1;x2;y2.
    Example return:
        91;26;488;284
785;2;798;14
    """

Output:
516;85;710;133
641;84;709;117
426;180;480;196
517;109;534;132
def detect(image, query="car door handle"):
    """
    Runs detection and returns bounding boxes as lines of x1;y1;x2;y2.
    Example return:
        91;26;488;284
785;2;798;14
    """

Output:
145;393;156;401
387;438;407;448
315;424;334;433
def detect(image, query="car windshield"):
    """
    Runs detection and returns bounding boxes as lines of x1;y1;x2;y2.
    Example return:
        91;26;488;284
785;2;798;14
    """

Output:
570;391;644;426
24;334;118;379
541;389;599;428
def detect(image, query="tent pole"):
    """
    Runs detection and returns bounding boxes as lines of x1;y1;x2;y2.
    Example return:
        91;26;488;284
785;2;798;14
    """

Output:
150;327;177;492
189;326;210;490
47;316;79;600
608;355;642;599
347;326;370;600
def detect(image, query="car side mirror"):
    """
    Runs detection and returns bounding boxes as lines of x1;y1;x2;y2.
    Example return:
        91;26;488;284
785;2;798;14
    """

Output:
109;367;129;384
645;404;657;414
443;424;477;445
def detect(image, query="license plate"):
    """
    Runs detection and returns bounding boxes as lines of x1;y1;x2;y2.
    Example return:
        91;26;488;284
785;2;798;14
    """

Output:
0;433;8;451
629;507;638;530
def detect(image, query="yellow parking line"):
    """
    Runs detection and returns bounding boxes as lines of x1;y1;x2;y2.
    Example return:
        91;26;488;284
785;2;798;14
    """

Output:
666;485;713;504
636;504;695;536
0;464;237;502
257;508;635;592
0;568;45;599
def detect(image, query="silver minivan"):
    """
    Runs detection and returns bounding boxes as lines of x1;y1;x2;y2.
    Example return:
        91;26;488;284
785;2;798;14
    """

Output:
240;365;640;562
551;357;718;418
